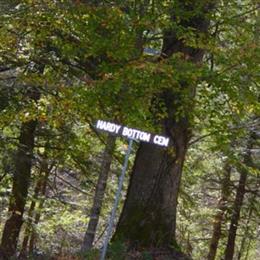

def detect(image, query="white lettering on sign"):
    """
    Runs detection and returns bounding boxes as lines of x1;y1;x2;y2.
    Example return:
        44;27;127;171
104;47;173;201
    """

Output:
140;132;151;142
122;127;151;142
96;120;169;147
153;135;169;147
96;120;121;134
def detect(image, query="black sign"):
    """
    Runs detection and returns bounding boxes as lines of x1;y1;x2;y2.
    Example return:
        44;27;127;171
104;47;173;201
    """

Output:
96;120;169;147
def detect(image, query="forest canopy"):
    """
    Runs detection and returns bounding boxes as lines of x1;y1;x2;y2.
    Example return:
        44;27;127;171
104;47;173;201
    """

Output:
0;0;259;259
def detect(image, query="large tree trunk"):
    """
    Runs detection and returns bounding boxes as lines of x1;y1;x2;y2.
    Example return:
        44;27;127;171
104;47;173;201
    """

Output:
114;139;188;247
114;0;213;252
224;133;255;260
82;135;116;251
207;162;232;260
0;88;39;259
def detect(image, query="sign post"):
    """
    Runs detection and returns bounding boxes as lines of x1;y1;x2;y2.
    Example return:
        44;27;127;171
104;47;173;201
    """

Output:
95;120;169;260
100;138;133;260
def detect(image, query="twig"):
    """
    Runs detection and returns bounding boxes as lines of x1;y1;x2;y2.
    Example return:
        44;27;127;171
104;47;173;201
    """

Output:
0;172;8;183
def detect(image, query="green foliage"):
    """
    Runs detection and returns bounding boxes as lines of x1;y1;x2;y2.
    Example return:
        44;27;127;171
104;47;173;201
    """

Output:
0;0;259;259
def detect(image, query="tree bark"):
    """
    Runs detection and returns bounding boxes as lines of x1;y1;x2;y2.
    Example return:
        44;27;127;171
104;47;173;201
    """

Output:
19;158;49;257
28;169;49;255
81;135;116;251
237;198;254;260
19;175;42;257
0;88;39;259
224;133;255;260
207;162;232;260
0;120;37;258
114;0;213;250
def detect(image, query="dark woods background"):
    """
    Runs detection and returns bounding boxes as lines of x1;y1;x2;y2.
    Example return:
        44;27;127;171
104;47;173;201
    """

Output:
0;0;259;259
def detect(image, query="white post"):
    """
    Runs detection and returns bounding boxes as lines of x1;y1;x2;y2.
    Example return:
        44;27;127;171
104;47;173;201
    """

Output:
100;138;134;260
